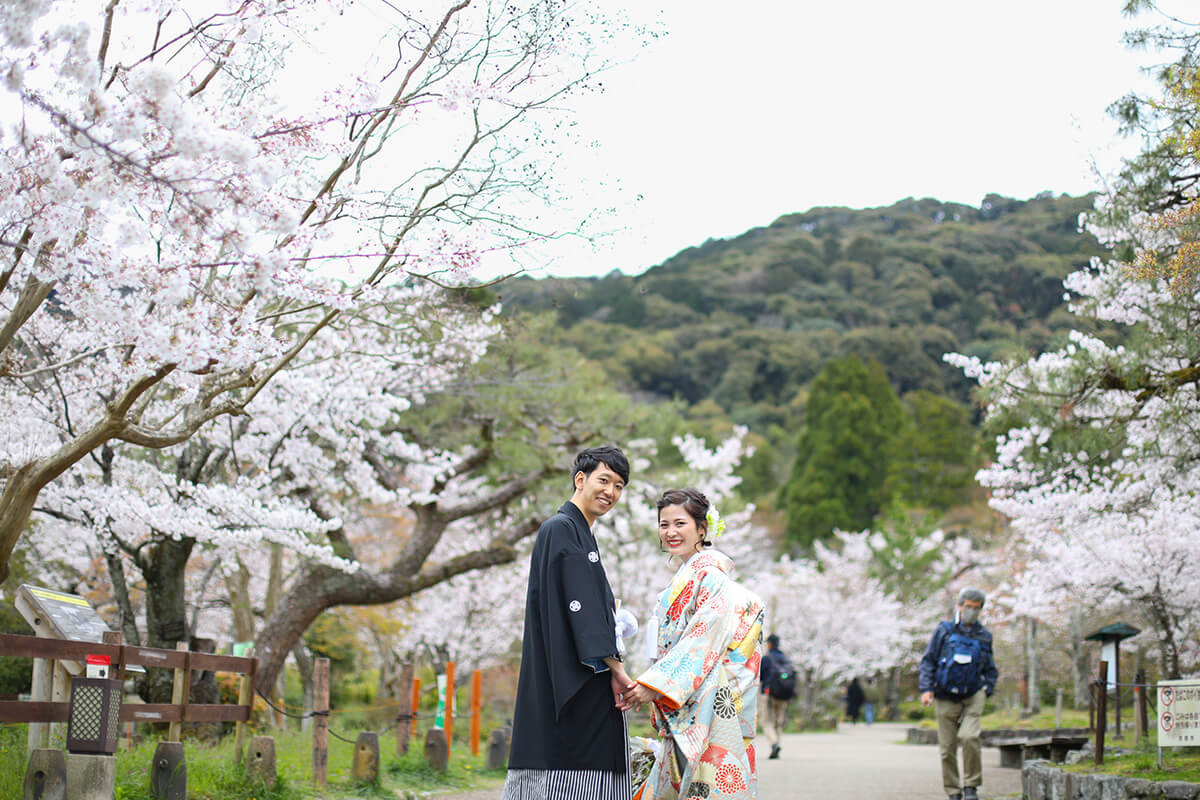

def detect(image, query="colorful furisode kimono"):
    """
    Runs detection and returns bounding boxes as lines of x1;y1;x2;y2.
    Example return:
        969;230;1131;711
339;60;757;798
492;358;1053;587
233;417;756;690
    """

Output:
633;550;765;800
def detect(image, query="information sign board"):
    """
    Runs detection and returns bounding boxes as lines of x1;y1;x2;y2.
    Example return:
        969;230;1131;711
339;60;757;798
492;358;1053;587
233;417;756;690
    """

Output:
1158;680;1200;747
16;584;111;643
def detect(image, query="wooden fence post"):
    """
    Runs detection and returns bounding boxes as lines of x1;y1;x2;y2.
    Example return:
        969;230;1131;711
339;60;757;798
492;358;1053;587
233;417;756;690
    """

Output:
313;657;330;788
396;663;414;757
233;649;255;765
1134;669;1147;743
445;662;455;758
470;669;482;756
28;655;52;752
168;642;190;743
410;676;421;742
1095;660;1108;766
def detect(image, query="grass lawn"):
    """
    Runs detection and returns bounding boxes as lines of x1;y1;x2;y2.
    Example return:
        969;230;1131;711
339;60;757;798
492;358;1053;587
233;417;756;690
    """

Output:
1;724;505;799
1063;740;1200;784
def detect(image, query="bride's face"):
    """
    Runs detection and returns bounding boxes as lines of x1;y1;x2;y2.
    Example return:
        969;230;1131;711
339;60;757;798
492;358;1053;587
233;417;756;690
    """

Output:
658;504;705;556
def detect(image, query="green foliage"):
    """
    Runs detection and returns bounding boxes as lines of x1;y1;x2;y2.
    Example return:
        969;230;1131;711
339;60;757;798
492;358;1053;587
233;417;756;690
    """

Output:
888;391;979;512
499;194;1108;503
778;355;904;546
0;553;35;696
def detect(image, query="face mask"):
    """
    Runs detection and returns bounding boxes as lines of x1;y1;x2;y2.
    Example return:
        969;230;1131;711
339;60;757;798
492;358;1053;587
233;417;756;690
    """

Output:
959;607;981;625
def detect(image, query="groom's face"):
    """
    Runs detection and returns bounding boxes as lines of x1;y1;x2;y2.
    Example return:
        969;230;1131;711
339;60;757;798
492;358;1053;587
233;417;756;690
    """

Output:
573;462;625;521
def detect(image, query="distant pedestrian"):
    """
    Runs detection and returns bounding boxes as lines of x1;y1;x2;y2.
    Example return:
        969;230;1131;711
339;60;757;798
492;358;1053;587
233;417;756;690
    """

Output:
759;634;797;759
862;677;880;725
844;677;864;724
918;588;998;800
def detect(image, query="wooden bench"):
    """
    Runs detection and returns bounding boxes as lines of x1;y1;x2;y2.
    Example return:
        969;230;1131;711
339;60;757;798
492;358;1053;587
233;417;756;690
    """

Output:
1024;735;1088;764
993;737;1029;768
993;734;1089;767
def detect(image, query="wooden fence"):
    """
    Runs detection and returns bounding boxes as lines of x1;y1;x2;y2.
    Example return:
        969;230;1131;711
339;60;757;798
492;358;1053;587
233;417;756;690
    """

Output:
1;635;505;790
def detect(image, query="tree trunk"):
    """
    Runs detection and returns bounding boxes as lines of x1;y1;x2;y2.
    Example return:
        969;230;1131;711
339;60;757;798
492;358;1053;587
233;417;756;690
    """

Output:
228;557;256;644
104;548;141;646
1026;616;1040;714
1070;605;1091;709
142;537;196;702
293;642;314;733
252;534;523;691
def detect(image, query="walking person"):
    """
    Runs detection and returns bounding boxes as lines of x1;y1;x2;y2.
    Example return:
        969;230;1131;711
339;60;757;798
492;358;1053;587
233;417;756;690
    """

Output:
623;489;765;800
918;588;999;800
862;676;879;725
759;634;796;759
844;678;864;724
502;446;635;800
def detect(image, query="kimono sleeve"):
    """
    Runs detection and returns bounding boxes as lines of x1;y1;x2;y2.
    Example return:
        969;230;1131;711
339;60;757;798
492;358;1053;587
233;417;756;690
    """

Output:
637;570;735;711
556;550;619;667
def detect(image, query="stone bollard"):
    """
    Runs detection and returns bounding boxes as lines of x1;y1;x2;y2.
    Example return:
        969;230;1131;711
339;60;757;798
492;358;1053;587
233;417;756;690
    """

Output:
64;754;116;800
246;736;277;789
150;741;186;800
424;728;449;772
352;731;380;784
486;726;511;771
24;749;67;800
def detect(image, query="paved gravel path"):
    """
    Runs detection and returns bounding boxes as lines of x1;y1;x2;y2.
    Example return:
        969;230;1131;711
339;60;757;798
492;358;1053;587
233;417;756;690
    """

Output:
757;722;1022;800
427;721;1023;800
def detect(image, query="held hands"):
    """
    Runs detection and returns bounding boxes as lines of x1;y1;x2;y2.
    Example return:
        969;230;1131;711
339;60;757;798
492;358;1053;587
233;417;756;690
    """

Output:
621;682;661;711
920;691;934;707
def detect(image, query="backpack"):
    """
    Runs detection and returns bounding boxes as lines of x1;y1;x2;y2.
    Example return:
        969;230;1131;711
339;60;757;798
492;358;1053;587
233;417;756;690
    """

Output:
934;623;985;698
767;651;798;700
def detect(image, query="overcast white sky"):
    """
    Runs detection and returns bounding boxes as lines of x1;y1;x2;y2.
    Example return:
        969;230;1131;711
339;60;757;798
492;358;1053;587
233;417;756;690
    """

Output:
509;0;1171;279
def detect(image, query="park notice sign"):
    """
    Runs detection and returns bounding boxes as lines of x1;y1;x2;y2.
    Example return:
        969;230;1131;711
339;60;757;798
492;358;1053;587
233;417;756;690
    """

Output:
1157;680;1200;746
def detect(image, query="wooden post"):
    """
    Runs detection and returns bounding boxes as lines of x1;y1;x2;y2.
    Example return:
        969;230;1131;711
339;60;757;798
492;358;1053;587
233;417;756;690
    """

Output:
168;642;190;743
445;661;455;758
470;669;482;756
29;655;53;751
49;660;70;748
410;676;421;741
233;649;256;765
313;657;330;788
396;662;414;757
1095;660;1108;766
1134;669;1148;743
1055;688;1063;729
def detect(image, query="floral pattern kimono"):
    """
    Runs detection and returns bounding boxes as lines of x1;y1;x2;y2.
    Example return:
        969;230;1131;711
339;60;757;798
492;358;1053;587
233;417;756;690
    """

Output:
633;550;765;800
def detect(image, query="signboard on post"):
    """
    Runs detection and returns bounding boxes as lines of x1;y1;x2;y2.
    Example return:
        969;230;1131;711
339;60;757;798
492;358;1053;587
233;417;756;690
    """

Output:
1158;680;1200;747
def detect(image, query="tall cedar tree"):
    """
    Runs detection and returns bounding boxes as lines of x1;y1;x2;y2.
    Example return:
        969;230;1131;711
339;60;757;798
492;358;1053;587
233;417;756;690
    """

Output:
779;355;904;547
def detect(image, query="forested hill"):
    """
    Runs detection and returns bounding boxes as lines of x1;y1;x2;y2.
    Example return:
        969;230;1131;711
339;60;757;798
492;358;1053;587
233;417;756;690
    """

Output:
499;193;1107;437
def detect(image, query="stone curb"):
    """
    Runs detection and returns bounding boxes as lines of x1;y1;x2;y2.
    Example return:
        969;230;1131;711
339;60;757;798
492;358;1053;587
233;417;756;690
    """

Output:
1021;759;1200;800
906;728;1092;746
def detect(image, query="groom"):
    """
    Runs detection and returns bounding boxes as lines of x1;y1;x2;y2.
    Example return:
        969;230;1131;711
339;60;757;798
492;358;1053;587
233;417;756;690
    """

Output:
502;445;634;800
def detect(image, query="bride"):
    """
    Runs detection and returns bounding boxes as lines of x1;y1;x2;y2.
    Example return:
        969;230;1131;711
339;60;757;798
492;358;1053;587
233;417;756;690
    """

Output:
622;489;765;800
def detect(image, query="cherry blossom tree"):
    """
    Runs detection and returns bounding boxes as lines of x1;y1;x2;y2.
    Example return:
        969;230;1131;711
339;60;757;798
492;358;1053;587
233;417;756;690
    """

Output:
948;263;1200;678
0;0;633;584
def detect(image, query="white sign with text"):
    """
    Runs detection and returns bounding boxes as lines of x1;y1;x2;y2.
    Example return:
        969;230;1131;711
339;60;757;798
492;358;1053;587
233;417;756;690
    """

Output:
1158;680;1200;747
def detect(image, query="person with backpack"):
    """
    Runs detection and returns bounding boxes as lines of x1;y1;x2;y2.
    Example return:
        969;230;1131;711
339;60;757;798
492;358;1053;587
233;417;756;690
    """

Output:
759;634;796;759
918;588;999;800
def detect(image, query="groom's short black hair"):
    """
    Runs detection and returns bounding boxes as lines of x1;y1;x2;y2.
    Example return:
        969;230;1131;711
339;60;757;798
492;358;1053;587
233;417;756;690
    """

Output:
571;445;630;485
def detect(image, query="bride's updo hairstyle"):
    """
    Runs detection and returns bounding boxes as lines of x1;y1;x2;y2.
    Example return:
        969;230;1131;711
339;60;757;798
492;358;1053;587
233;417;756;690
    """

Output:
656;488;713;547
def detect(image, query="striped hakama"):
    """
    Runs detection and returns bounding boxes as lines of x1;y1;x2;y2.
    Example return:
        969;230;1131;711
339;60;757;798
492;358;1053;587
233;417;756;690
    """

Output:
500;768;632;800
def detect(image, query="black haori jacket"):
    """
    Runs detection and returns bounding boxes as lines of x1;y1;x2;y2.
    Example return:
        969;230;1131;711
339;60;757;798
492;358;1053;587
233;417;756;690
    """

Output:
507;502;626;772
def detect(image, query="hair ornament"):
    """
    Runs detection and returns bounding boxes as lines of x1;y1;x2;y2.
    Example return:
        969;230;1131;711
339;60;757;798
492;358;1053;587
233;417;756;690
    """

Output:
705;505;726;538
